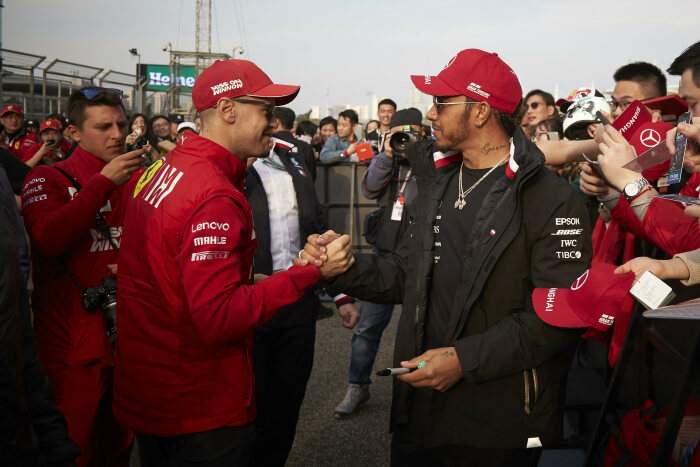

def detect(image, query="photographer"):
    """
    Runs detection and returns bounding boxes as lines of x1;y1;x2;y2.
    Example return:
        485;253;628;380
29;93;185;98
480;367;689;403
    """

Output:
333;109;424;419
21;87;146;466
24;119;73;168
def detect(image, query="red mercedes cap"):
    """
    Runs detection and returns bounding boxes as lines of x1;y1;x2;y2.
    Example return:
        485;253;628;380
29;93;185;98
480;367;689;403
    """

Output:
410;49;522;113
1;105;24;118
532;263;635;332
40;119;62;133
192;59;300;112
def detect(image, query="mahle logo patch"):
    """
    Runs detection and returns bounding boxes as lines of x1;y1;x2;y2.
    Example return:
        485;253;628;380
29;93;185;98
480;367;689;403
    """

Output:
134;159;163;198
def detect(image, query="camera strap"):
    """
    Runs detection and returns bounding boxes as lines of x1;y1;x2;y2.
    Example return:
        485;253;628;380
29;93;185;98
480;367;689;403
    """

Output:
52;166;119;253
50;166;117;308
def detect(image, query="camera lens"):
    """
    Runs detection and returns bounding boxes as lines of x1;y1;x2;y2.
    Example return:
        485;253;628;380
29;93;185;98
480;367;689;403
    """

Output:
390;132;411;154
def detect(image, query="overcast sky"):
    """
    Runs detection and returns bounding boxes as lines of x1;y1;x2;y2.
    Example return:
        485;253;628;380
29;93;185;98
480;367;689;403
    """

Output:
3;0;699;116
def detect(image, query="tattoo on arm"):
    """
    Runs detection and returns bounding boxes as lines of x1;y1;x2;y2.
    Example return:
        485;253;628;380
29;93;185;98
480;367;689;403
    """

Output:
442;350;455;357
481;143;507;155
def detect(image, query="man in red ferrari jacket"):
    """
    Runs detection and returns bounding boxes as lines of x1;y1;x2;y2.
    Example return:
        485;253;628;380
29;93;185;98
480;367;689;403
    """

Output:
1;104;39;161
21;88;146;466
114;59;347;466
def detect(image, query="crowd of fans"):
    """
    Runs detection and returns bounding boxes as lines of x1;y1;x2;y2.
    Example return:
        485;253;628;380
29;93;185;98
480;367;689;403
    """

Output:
1;39;699;466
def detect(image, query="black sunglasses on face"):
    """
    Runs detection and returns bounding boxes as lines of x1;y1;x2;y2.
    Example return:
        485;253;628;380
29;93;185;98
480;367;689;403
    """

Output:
229;97;275;119
527;101;540;110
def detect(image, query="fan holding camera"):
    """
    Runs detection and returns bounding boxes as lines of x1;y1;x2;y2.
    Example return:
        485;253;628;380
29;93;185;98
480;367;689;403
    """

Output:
24;119;74;168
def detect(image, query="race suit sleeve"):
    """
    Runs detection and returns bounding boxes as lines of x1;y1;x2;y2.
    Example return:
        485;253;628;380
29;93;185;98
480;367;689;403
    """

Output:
454;194;591;383
21;166;117;257
361;152;393;200
640;197;700;256
178;195;321;345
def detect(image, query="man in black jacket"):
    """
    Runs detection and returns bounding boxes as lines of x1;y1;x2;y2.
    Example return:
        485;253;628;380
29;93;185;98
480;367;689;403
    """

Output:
271;107;318;180
298;49;591;465
244;137;358;466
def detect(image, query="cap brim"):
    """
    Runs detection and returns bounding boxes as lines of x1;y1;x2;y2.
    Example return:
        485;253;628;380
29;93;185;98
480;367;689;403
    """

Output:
248;84;300;106
410;74;460;97
1;111;22;117
532;288;589;328
555;98;569;107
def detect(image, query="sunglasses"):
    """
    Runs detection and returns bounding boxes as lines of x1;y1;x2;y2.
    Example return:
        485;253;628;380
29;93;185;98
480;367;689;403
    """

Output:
226;97;275;119
79;87;124;100
432;96;478;114
527;101;540;110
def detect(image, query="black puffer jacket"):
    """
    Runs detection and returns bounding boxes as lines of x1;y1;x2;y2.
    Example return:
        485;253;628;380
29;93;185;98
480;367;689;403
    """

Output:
330;127;591;449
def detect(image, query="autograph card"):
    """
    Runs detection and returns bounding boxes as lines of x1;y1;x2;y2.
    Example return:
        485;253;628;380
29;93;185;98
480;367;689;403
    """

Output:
668;112;692;184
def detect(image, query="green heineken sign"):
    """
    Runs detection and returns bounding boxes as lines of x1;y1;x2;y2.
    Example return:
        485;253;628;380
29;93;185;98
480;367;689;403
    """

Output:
138;64;197;93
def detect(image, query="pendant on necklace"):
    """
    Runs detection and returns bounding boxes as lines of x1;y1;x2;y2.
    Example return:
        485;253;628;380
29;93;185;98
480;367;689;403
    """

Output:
455;198;466;210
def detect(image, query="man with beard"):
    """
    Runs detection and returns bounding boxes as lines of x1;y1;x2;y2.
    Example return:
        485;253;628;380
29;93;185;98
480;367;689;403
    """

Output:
299;49;591;465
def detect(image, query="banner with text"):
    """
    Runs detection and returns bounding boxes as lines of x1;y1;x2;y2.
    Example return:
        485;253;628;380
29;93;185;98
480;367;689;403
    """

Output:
138;64;196;93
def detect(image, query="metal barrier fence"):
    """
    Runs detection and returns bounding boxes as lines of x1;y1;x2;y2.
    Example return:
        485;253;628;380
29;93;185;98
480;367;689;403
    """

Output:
0;48;139;119
314;162;376;253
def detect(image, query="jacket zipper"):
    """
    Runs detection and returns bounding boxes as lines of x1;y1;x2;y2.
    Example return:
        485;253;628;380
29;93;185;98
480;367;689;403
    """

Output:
524;368;538;415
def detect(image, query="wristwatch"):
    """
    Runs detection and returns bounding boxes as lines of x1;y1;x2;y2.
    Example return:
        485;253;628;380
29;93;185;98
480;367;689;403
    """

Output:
622;178;650;203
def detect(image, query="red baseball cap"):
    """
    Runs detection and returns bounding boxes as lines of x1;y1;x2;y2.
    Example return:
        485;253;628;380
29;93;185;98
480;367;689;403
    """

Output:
1;105;24;118
532;263;635;331
40;119;62;133
410;49;522;113
192;59;300;112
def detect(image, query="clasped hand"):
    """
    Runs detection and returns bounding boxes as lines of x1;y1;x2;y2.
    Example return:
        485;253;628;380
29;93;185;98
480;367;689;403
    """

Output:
293;230;354;279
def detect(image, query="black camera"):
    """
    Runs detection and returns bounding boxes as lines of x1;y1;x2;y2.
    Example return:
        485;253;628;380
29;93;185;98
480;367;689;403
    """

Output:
134;135;148;149
82;276;117;344
389;128;420;157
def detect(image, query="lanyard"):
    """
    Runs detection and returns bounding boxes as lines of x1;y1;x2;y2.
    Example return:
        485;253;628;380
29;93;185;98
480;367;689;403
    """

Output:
262;157;287;172
396;166;413;203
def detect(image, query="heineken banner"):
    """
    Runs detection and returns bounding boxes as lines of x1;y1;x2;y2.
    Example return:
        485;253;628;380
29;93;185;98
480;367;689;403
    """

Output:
138;64;196;93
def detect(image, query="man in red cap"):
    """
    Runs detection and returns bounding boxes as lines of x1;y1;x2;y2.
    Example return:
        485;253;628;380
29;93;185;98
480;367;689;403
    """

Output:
24;119;73;167
114;59;338;466
298;48;591;464
1;105;39;161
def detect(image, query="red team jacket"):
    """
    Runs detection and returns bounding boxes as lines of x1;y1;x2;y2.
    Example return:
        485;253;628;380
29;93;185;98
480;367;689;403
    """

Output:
113;132;321;436
21;146;134;366
7;130;39;161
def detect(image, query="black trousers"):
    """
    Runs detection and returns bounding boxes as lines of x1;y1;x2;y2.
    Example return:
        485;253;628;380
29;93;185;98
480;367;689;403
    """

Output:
249;292;317;467
137;424;254;467
391;426;542;467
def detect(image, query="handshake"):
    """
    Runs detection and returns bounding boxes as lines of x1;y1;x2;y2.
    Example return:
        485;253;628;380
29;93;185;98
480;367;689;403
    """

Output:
294;230;355;279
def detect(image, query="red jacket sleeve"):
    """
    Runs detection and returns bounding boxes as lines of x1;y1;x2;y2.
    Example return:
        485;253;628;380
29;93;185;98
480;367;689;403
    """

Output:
21;166;117;257
642;197;700;255
610;194;655;245
176;195;321;345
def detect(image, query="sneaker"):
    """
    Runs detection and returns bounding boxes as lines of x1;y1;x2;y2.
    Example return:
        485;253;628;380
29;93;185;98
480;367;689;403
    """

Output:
334;383;370;419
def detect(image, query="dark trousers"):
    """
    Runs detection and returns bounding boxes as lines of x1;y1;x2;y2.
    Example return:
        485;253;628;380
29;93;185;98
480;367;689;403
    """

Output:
249;293;317;467
391;426;541;467
137;424;253;467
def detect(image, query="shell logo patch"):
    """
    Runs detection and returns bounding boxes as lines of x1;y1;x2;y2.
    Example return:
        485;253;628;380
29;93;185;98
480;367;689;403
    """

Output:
133;159;163;198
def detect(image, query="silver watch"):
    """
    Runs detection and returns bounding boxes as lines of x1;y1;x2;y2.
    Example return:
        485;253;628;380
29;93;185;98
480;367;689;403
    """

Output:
622;178;650;203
